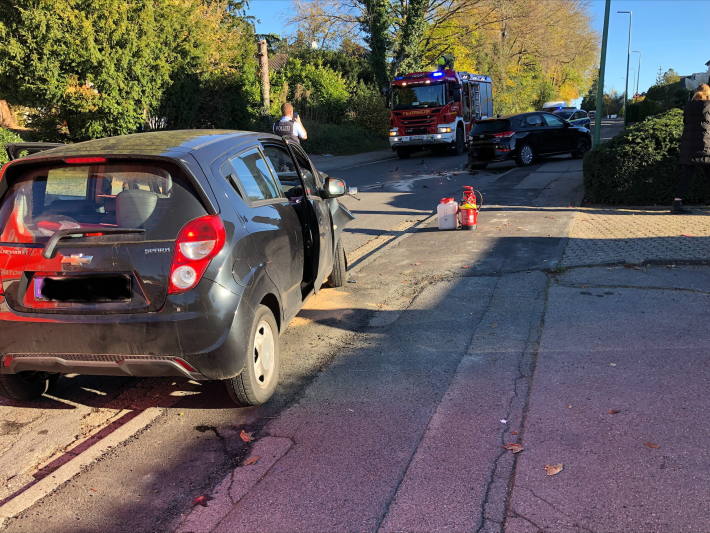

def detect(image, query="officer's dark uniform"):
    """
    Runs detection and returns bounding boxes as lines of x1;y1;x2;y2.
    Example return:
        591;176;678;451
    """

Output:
273;119;300;144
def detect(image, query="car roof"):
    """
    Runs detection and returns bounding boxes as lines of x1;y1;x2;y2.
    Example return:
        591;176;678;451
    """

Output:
478;112;547;121
18;130;281;161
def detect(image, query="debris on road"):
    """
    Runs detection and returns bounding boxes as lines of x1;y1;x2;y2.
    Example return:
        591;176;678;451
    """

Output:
503;443;524;454
643;442;661;449
192;495;210;507
240;430;253;443
243;456;261;466
544;463;564;476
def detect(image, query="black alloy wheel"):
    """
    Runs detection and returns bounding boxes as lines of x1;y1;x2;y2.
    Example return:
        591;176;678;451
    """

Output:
571;137;591;159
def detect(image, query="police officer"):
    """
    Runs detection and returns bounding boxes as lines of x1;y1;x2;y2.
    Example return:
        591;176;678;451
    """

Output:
273;102;308;144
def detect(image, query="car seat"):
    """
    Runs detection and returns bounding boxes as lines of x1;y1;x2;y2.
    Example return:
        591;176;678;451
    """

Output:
116;189;158;228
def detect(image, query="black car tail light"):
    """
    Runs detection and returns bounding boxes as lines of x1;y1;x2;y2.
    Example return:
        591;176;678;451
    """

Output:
168;215;226;294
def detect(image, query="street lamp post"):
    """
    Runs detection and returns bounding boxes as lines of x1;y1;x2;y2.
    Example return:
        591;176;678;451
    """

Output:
618;10;632;126
593;0;612;147
632;50;642;97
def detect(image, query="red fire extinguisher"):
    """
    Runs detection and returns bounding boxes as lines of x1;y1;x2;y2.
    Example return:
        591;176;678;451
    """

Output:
458;185;482;230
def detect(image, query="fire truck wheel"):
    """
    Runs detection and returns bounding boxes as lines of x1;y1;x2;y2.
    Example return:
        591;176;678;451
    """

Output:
515;143;535;166
454;126;465;155
396;148;411;159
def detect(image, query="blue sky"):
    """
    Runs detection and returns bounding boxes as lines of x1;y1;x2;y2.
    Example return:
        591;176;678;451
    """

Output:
247;0;710;95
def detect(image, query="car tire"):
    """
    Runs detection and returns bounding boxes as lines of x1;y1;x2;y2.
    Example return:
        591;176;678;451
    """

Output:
571;137;591;159
515;143;535;166
396;148;411;159
224;305;280;407
0;372;50;401
453;126;465;155
326;239;347;288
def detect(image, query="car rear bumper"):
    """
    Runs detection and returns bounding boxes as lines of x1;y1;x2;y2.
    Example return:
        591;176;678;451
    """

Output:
0;279;250;380
468;144;514;163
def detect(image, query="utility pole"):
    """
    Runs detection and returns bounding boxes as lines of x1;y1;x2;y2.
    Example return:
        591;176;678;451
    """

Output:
632;50;641;96
257;39;271;113
593;0;611;147
617;10;632;126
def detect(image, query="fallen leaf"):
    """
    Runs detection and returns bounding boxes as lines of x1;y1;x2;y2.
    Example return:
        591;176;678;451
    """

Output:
193;495;209;507
90;488;98;492
243;456;261;466
644;442;660;449
503;443;524;454
544;463;564;476
240;429;253;443
608;409;621;414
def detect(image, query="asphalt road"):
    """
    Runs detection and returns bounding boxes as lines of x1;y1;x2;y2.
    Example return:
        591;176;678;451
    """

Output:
1;121;628;532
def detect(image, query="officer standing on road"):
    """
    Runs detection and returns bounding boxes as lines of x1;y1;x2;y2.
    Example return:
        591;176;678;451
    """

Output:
273;102;308;144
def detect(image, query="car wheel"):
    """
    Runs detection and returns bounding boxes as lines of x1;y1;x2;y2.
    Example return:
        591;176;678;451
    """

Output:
571;138;591;159
326;239;347;288
0;372;51;401
396;148;411;159
224;305;280;406
453;126;465;155
515;143;535;166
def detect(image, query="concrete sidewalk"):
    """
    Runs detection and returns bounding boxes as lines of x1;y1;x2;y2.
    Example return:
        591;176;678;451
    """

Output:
175;202;709;532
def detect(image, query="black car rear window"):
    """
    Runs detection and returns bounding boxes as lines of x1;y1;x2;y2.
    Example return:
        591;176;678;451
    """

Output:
0;160;207;244
472;120;512;134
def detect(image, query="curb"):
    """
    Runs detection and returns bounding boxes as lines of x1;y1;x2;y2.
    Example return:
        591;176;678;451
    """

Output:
0;407;164;528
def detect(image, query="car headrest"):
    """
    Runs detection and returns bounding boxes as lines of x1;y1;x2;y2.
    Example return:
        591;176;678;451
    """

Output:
116;189;158;228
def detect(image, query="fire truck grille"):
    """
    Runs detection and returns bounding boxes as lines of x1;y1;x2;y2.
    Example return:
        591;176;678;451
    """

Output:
401;116;436;135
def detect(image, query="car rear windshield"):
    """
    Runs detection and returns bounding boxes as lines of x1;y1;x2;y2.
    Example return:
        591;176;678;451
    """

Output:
0;160;207;244
472;120;512;134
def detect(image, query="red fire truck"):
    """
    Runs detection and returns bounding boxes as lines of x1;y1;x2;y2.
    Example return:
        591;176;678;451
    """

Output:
389;70;493;159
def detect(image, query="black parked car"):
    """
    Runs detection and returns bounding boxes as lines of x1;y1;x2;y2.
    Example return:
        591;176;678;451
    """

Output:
467;112;591;169
0;131;354;406
553;108;592;129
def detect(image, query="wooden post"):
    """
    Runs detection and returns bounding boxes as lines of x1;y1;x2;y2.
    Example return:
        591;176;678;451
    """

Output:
257;39;271;113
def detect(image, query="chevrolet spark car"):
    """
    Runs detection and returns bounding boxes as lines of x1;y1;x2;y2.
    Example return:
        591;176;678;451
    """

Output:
0;131;353;406
467;112;591;169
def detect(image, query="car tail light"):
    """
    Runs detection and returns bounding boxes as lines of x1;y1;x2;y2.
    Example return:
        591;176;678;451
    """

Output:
168;215;226;294
63;157;107;165
493;131;515;138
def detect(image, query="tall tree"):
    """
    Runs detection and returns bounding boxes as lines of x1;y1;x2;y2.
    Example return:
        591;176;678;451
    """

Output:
361;0;392;89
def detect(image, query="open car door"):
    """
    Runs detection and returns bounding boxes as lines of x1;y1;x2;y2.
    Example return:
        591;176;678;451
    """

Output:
5;142;64;161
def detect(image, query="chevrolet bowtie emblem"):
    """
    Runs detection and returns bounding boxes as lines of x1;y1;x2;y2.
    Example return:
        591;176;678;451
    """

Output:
61;254;93;266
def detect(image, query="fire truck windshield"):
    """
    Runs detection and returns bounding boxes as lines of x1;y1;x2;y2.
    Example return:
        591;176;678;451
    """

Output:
392;83;445;110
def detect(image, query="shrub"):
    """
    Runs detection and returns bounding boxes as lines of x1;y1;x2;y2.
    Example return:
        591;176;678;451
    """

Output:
300;120;387;155
583;108;710;204
0;128;23;165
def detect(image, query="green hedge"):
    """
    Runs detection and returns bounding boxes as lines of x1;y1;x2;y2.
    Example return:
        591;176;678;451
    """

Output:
300;120;387;155
0;128;23;165
583;108;710;204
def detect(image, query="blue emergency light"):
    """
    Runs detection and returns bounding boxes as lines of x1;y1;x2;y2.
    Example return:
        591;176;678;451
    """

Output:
431;71;444;78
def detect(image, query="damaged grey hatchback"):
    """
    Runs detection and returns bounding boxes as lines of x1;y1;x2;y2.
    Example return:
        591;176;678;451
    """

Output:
0;130;354;406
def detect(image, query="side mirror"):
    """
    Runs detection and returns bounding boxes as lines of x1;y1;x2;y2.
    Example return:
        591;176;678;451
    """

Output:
323;177;347;198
